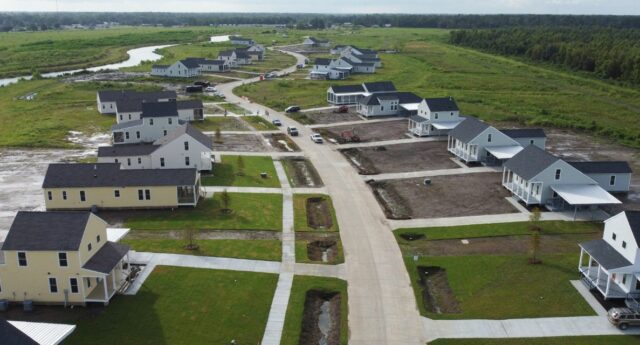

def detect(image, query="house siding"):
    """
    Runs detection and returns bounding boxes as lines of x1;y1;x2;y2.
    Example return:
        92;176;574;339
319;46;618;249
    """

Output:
43;185;182;210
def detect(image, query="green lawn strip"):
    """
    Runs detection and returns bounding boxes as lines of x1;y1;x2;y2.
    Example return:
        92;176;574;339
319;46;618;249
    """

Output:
395;221;602;241
295;239;345;265
293;194;340;232
405;253;595;319
123;193;283;231
219;102;249;115
66;266;277;345
192;117;249;131
242;115;279;131
202;155;280;187
121;238;281;261
429;336;640;345
281;276;349;345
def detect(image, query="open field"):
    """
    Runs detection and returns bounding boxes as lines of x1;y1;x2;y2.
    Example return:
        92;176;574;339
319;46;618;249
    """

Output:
192;116;250;131
243;115;279;131
318;119;409;144
120;193;283;231
292;108;362;125
294;194;340;232
342;141;459;175
121;238;282;261
201;155;280;187
429;336;640;345
281;276;349;345
236;50;297;73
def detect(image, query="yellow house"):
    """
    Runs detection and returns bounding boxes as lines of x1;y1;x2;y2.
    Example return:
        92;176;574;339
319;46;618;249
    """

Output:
0;211;130;306
42;163;201;210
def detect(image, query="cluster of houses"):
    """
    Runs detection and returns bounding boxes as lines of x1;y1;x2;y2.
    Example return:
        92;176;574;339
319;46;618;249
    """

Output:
151;36;265;77
311;45;382;80
303;36;331;48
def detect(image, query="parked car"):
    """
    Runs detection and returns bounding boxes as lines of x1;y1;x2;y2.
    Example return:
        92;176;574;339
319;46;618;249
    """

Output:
608;308;640;329
296;64;304;69
334;105;349;113
185;85;203;93
272;119;282;126
285;106;301;113
204;86;216;92
310;133;324;144
287;126;299;136
194;81;210;87
265;72;276;79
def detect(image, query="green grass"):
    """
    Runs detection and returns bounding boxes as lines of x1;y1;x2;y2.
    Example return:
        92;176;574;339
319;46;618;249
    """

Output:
395;221;603;241
281;276;349;345
238;49;297;73
218;102;249;115
191;116;249;131
202;155;280;187
295;239;345;265
124;193;283;231
429;336;640;345
293;194;340;232
242;115;279;130
405;253;595;319
65;266;277;345
122;238;281;261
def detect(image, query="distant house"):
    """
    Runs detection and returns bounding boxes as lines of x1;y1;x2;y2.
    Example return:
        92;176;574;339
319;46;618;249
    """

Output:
500;129;547;150
409;97;463;137
234;50;253;65
98;124;214;172
229;36;255;46
42;163;201;210
218;50;238;67
310;58;350;80
242;45;265;61
333;45;382;68
0;211;131;305
303;37;330;48
111;101;183;145
502;145;622;211
330;45;349;55
115;99;203;124
327;81;396;105
333;57;376;74
356;92;422;117
151;58;229;78
579;211;640;300
96;90;176;114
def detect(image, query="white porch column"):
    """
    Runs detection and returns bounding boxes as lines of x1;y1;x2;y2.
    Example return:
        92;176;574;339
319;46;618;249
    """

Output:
102;276;108;302
502;166;506;184
587;256;593;277
605;273;612;297
578;248;584;270
111;270;116;291
527;183;534;204
596;264;602;287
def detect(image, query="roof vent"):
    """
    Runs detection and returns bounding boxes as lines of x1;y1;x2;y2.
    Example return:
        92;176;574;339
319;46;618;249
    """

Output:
93;164;97;170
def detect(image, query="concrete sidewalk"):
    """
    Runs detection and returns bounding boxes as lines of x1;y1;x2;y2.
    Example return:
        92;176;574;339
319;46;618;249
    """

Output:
307;117;404;129
203;186;283;195
261;273;294;345
338;136;442;149
365;166;495;181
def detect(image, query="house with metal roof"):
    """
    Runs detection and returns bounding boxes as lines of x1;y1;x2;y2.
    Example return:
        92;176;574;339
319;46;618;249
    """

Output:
115;99;204;124
111;101;183;145
502;145;622;212
98;123;214;172
96;90;176;114
326;81;396;105
356;92;422;117
0;211;131;306
578;211;640;300
42;163;201;210
409;97;463;137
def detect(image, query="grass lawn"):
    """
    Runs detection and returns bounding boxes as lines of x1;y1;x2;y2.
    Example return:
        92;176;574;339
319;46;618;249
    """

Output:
281;276;349;345
429;336;640;345
219;102;250;115
293;194;340;232
242;115;279;131
123;193;283;231
121;238;281;261
405;253;595;319
65;266;277;345
295;239;345;265
237;49;297;73
192;116;249;131
202;155;280;187
395;221;603;241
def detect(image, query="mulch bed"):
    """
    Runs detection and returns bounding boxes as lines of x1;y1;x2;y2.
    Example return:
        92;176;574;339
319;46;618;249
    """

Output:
299;290;342;345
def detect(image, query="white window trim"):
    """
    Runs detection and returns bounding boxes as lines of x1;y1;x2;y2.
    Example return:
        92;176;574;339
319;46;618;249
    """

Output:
69;277;79;294
48;277;58;294
17;251;27;267
58;252;68;267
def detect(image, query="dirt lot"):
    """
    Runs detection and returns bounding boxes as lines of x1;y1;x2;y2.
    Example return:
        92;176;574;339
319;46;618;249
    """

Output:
210;133;270;152
266;133;300;152
294;108;363;125
318;119;409;144
371;172;519;219
341;141;459;175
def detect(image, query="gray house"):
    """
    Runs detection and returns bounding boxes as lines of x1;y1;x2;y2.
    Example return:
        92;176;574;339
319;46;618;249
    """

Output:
356;92;422;117
448;117;523;165
326;81;396;105
569;161;633;193
111;101;183;145
500;128;547;150
96;90;176;115
409;97;462;137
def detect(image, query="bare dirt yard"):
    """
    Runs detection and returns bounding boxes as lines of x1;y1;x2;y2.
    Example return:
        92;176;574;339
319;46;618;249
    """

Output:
294;108;363;125
341;141;460;175
317;119;409;144
371;172;519;219
211;133;270;152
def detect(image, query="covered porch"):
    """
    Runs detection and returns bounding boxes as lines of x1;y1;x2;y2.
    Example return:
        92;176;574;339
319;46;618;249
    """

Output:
502;167;542;205
578;239;633;299
447;137;479;162
327;92;365;105
484;145;523;166
83;242;131;305
549;184;621;219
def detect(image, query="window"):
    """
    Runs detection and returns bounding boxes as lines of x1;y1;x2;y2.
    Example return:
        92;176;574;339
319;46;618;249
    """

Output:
114;190;120;198
97;235;101;243
47;191;52;200
136;131;140;139
119;115;123;121
62;191;67;200
487;134;492;142
168;118;173;124
623;241;627;249
58;252;67;267
17;252;27;266
610;175;616;186
125;132;130;139
163;130;167;136
185;157;190;166
80;191;86;202
138;189;144;200
87;243;92;251
49;278;58;293
613;233;617;241
115;159;119;163
149;119;154;125
160;158;165;167
555;169;561;180
145;189;151;200
127;158;131;166
69;278;79;294
435;113;439;119
128;114;132;120
87;277;91;288
530;140;535;145
184;141;189;151
623;275;628;285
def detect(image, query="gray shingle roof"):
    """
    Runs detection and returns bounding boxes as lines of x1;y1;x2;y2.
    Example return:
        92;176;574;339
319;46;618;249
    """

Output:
97;144;159;157
234;51;251;59
82;242;130;274
359;94;380;106
177;99;203;110
218;50;235;57
154;124;213;149
503;145;559;180
2;211;91;251
449;116;489;143
97;90;176;103
363;81;396;93
579;239;633;270
340;57;374;67
179;58;202;69
424;97;459;112
141;101;178;118
115;99;143;113
396;92;423;104
409;115;428;123
500;128;547;139
330;84;365;94
626;211;640;246
568;161;632;174
42;163;198;188
314;58;333;66
111;119;142;131
0;319;39;345
199;59;226;65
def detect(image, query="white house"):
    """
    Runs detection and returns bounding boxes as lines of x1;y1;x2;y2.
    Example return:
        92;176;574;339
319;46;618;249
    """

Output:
115;99;203;124
502;145;622;211
340;47;382;68
310;58;350;80
568;161;633;193
218;50;237;67
409;97;462;137
98;123;214;171
96;90;176;115
357;92;422;117
326;81;396;105
151;58;229;78
303;37;330;48
579;211;640;300
111;101;182;145
448;117;524;165
334;57;376;74
331;45;349;55
229;36;255;46
234;50;253;65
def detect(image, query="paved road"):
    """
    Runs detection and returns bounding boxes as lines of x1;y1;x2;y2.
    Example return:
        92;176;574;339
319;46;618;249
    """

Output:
217;49;426;344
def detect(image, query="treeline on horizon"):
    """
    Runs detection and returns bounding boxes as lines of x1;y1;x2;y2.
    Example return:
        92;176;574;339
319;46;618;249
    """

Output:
1;12;640;31
450;27;640;85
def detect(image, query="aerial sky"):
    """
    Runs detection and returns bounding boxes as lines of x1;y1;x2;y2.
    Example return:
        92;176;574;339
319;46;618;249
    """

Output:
2;0;639;15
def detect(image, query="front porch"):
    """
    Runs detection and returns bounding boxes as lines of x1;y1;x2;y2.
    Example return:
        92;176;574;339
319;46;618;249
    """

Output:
447;137;479;162
502;168;542;205
579;266;627;299
578;241;634;299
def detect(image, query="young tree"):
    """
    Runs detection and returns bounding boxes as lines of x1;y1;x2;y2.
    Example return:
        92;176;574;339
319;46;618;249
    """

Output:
529;207;542;232
183;228;199;251
214;127;223;144
221;189;231;213
236;155;245;176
